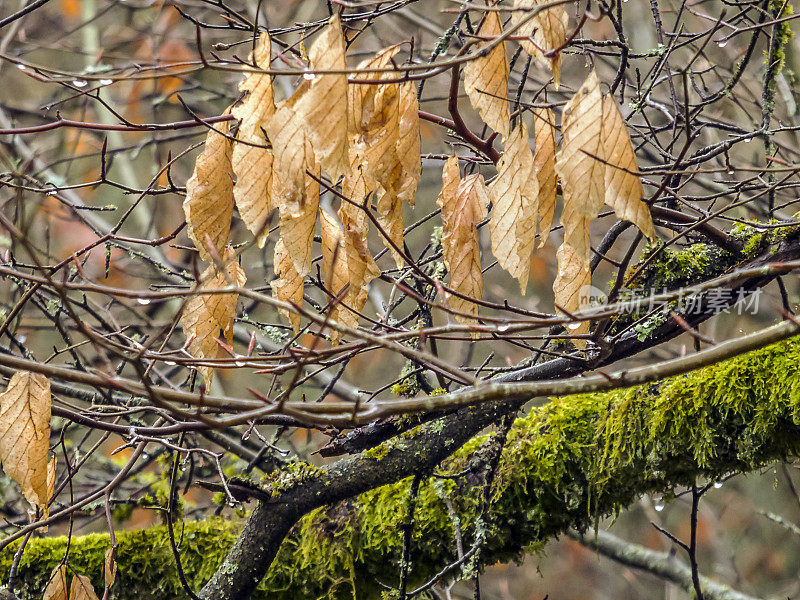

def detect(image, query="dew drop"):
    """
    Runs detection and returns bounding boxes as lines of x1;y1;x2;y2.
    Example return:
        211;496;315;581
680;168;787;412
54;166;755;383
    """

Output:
234;360;246;367
497;324;510;332
566;322;581;330
16;64;26;71
137;297;151;305
654;501;665;512
744;137;753;143
16;334;26;344
302;71;314;80
727;169;734;175
165;360;177;366
716;39;728;48
99;78;113;86
713;481;723;489
72;79;88;87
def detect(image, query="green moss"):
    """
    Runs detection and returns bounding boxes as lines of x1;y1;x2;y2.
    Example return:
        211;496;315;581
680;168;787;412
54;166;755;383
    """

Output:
6;337;800;599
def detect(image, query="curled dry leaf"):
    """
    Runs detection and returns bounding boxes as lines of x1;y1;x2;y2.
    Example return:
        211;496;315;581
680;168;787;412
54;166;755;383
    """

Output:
555;69;604;260
180;249;246;384
320;209;379;345
437;156;488;332
104;547;117;589
463;10;510;139
489;122;538;293
553;242;591;344
277;162;320;279
267;88;315;217
69;574;100;600
296;14;350;182
0;371;52;515
183;118;234;263
232;31;275;248
42;564;68;600
512;0;569;88
271;238;304;333
601;95;656;240
533;107;557;247
348;45;406;266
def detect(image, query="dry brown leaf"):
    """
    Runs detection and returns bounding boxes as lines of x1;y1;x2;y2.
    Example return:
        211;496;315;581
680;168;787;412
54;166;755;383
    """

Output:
488;122;538;293
552;242;591;344
463;10;510;139
296;14;350;182
42;564;68;600
69;574;100;600
183;118;234;263
180;251;246;384
396;80;421;207
533;107;557;247
512;0;569;88
271;238;304;333
0;371;52;513
348;45;402;138
267;91;315;217
104;547;117;589
232;31;275;248
601;95;656;240
555;69;604;260
277;162;320;278
437;157;488;331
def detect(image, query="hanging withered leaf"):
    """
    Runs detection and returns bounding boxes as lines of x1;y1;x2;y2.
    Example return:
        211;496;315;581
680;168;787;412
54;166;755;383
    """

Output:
276;161;320;279
437;156;488;332
267;87;315;217
489;122;538;293
232;31;276;248
69;574;100;600
347;45;406;266
533;107;557;247
295;13;350;182
0;371;53;517
555;69;604;261
512;0;569;88
42;564;68;600
320;209;379;345
271;238;304;334
601;95;656;240
180;249;246;384
183;117;235;264
104;547;117;589
552;241;591;344
463;10;510;139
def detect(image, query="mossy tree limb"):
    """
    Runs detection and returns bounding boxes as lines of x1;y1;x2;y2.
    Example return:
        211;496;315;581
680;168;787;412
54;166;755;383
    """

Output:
4;335;800;599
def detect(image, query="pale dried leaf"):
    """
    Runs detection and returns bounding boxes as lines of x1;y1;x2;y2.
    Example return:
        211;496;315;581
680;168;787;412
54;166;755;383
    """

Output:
277;162;320;278
555;69;604;260
42;564;68;600
553;241;590;345
512;0;569;88
232;31;275;248
69;574;100;600
271;238;304;333
268;93;314;216
396;80;421;206
533;107;557;247
0;371;51;512
296;14;349;181
104;547;117;589
437;157;487;331
489;122;538;293
348;45;402;136
463;11;510;139
601;95;656;239
375;188;404;268
183;119;234;263
180;251;246;384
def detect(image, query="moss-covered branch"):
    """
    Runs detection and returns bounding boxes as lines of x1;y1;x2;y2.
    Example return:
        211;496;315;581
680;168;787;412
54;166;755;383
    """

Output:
4;336;800;599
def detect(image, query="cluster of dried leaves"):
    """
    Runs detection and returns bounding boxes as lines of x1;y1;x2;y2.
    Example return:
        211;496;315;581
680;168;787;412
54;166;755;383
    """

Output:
177;5;655;376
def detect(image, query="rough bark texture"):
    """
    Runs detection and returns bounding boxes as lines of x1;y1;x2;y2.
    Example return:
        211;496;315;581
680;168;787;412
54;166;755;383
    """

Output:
3;334;800;599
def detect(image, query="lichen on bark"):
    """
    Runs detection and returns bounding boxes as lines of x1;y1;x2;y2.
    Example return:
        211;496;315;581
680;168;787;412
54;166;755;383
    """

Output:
3;336;800;599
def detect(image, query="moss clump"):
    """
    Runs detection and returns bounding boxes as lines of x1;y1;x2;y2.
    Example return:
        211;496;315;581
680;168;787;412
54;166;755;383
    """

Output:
5;337;800;599
626;241;736;291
